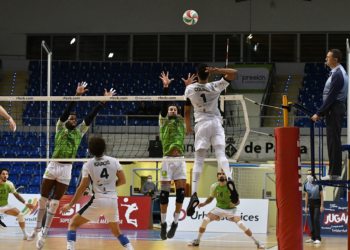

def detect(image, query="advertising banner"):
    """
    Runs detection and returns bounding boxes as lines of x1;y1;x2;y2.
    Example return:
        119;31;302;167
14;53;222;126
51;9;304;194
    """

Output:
2;195;151;230
302;201;348;235
166;198;269;233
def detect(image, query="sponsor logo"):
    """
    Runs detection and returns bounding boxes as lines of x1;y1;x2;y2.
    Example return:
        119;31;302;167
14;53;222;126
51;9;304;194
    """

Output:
21;198;39;216
16;97;33;100
158;96;176;100
63;97;81;100
120;198;138;227
97;180;103;186
324;212;348;225
110;96;127;100
135;97;152;100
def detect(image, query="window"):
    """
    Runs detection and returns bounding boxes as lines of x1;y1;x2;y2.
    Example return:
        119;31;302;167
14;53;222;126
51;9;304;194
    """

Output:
105;35;130;61
188;35;213;62
133;35;158;62
243;34;269;62
79;36;104;61
52;36;77;60
215;34;241;62
271;34;297;62
300;34;326;62
27;36;51;60
160;35;185;62
328;34;350;62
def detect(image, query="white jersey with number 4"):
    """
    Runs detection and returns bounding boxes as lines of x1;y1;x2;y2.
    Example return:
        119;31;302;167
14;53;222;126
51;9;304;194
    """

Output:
82;156;122;199
184;77;230;123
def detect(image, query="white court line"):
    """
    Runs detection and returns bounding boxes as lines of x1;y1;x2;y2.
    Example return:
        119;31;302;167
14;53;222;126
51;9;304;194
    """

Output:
267;246;278;249
202;239;277;244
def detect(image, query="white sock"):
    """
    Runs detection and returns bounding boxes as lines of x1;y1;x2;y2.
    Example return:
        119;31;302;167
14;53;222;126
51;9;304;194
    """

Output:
124;243;133;250
67;240;75;250
174;213;180;224
198;232;203;240
161;213;166;224
250;235;258;244
192;172;201;194
21;227;26;235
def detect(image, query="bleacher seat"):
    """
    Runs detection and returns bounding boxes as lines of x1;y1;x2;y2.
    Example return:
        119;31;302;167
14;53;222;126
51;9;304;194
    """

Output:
27;186;40;194
67;187;76;195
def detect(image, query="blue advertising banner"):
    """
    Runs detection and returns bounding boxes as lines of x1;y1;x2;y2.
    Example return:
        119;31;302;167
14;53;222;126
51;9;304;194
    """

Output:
302;201;348;235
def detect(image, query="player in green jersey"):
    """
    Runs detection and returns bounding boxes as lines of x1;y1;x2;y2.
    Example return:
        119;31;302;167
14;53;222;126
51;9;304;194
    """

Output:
28;82;116;250
188;171;265;249
0;168;35;239
157;72;195;240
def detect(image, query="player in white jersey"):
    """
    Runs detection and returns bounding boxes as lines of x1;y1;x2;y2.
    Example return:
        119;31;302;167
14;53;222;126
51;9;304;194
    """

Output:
60;136;134;250
183;63;239;216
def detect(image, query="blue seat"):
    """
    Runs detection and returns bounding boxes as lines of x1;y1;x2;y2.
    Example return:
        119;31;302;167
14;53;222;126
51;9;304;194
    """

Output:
72;171;80;177
11;168;22;175
152;63;161;71
33;170;43;176
67;187;76;195
70;177;78;187
29;178;41;186
21;169;32;176
27;186;40;194
7;175;18;184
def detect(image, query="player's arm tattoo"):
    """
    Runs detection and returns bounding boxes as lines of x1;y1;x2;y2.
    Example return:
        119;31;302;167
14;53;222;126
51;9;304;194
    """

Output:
13;192;26;204
204;197;214;205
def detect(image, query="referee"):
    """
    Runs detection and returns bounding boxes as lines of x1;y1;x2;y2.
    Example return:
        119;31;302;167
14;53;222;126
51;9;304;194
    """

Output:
311;49;348;180
304;170;324;245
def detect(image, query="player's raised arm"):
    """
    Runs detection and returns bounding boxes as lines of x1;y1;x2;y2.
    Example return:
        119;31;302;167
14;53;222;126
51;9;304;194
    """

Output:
182;73;197;87
83;88;116;126
184;104;193;136
159;71;174;118
60;177;89;214
60;82;88;123
205;67;237;81
0;105;16;131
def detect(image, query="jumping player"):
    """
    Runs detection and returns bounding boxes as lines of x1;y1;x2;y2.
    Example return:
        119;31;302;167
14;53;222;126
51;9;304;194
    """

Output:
158;71;189;240
0;168;35;239
60;136;134;250
188;171;265;249
28;82;116;250
183;64;239;216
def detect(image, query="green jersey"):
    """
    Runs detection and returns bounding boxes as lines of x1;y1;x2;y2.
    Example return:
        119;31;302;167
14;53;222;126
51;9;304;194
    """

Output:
159;114;186;156
52;120;89;159
0;181;15;206
210;182;237;210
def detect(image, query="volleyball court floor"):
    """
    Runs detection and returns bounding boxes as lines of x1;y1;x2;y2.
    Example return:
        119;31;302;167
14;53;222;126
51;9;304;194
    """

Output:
1;227;347;249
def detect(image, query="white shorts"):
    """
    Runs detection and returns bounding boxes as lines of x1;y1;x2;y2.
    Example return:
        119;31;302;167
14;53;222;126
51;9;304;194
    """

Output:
160;156;187;181
78;197;119;223
43;162;72;185
195;118;225;150
0;204;15;213
209;206;240;221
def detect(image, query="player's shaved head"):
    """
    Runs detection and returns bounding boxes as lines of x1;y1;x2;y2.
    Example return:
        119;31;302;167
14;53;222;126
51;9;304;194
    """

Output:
66;112;77;130
197;63;209;81
88;136;106;157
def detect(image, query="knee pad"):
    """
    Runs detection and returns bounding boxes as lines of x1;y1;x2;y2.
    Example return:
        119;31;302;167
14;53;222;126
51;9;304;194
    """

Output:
49;199;60;214
237;220;248;232
160;190;169;205
17;213;24;223
39;196;48;209
193;149;206;173
175;188;185;204
200;217;210;229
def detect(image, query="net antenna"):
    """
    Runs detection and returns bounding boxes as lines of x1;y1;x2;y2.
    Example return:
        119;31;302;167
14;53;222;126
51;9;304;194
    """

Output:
41;40;52;166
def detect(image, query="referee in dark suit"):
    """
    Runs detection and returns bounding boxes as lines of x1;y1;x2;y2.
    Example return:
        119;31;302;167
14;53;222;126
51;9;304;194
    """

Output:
311;49;348;180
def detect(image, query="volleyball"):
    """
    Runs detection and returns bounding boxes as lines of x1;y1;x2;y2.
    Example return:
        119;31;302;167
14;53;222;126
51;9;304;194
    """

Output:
183;10;198;25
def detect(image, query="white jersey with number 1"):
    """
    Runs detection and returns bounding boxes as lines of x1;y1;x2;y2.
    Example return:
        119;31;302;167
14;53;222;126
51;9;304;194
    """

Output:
184;77;230;123
82;156;122;199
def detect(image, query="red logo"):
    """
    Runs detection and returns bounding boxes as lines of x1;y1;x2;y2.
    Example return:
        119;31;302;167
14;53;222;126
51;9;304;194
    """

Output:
176;209;187;221
168;121;171;127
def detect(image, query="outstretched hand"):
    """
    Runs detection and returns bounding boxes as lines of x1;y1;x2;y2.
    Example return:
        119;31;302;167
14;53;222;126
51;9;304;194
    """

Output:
60;204;72;214
8;117;16;132
101;88;116;103
186;127;194;136
182;73;197;87
159;71;174;88
76;82;89;96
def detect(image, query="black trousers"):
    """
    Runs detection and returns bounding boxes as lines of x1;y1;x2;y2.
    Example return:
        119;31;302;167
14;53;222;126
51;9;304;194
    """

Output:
325;101;345;176
309;199;321;241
